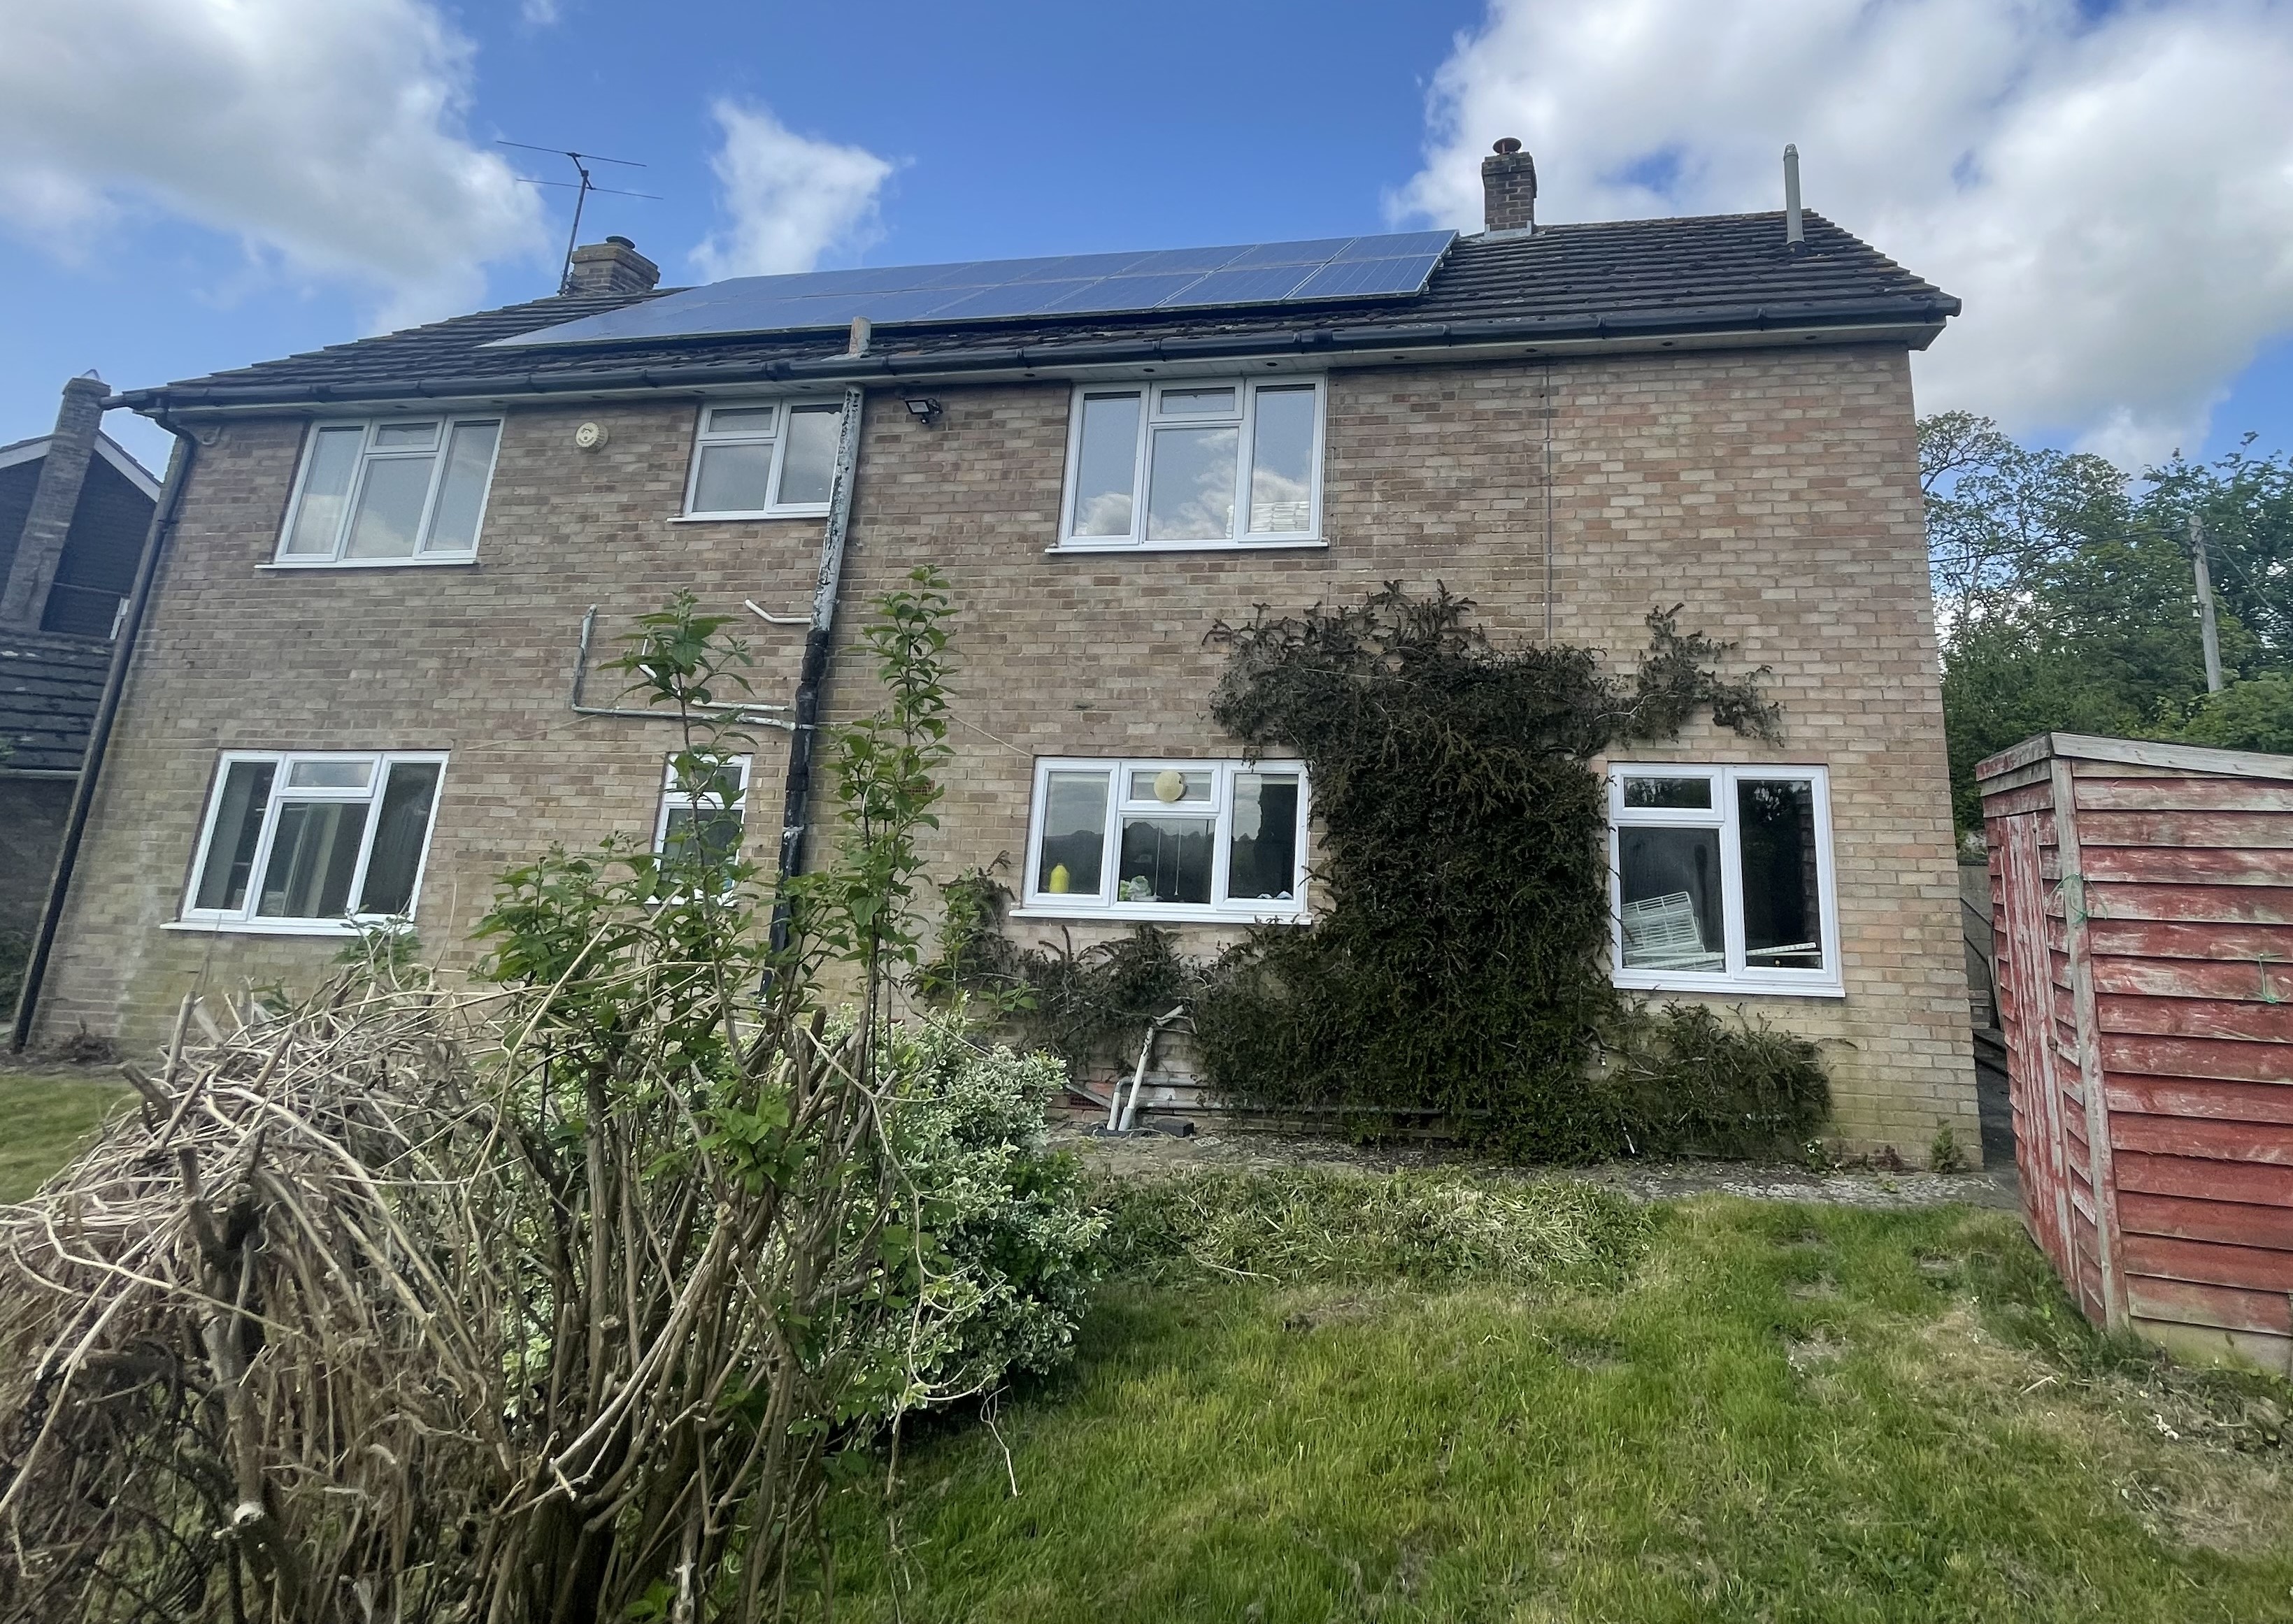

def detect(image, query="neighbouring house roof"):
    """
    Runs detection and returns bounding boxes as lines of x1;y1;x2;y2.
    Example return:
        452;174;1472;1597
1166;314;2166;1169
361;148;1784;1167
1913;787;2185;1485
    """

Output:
0;433;163;499
0;630;111;775
110;211;1957;413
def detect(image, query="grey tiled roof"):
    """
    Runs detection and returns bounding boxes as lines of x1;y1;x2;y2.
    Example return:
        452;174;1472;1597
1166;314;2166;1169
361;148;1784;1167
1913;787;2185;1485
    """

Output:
115;211;1955;410
0;631;110;775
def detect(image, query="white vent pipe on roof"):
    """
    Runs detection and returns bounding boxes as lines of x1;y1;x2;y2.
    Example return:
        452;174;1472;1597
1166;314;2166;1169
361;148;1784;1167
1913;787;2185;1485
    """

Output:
1783;144;1804;254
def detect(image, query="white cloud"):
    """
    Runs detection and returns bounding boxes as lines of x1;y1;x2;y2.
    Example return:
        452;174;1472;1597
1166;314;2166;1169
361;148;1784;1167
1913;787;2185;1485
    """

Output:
521;0;560;25
690;101;894;282
1397;0;2293;464
0;0;546;330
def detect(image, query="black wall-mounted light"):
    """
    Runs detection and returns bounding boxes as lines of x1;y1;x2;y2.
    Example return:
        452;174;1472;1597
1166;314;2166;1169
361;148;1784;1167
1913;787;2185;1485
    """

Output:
902;395;945;426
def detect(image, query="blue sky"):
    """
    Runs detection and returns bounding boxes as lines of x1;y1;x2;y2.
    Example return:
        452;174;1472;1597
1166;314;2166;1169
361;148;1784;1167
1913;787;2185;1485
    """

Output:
6;0;2292;479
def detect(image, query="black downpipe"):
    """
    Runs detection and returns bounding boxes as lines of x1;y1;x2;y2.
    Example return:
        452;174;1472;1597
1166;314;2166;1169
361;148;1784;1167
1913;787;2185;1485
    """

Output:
10;417;198;1051
768;385;866;956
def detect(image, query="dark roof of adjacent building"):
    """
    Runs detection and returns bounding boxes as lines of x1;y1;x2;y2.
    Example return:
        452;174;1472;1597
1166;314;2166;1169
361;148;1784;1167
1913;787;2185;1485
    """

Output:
0;630;111;775
113;210;1957;412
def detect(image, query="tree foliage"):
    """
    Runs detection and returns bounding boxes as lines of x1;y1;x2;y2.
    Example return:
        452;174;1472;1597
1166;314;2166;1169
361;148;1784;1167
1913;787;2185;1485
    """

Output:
1924;412;2293;824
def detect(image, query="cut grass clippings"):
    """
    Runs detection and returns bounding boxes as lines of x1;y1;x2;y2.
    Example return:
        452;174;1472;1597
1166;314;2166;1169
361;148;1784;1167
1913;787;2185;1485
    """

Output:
0;1071;130;1203
813;1177;2293;1623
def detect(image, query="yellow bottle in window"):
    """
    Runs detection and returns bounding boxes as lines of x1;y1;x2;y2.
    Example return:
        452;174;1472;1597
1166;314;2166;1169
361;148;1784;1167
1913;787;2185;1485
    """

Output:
1047;863;1071;894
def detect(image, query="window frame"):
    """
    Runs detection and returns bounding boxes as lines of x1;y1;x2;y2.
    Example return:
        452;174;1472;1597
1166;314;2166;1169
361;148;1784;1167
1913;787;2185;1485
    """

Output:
1053;376;1327;552
1606;763;1843;996
176;749;448;935
652;752;752;860
272;415;503;566
679;398;848;520
1017;756;1311;922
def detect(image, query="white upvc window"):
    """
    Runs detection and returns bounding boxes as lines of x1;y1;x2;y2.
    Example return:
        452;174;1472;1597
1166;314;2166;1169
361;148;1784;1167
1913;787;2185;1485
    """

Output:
1020;758;1310;921
1057;377;1324;549
1608;763;1842;996
180;751;447;934
653;753;751;865
682;399;845;518
276;417;502;564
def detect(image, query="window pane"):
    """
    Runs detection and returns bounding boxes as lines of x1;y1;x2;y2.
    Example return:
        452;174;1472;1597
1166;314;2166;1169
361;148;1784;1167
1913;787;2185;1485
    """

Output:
1119;815;1214;904
283;428;362;556
776;405;841;505
1159;386;1236;417
1617;827;1724;970
344;456;435;559
1738;779;1824;971
1248;387;1316;533
1145;424;1237;541
1623;777;1713;811
707;405;775;433
372;422;439;449
662;805;746;868
357;763;440;915
286;759;373;790
1127;768;1211;804
257;800;369;919
1037;773;1109;896
194;761;276;912
692;440;776;513
671;759;746;807
1227;774;1299;903
422;421;499;553
1071;393;1141;537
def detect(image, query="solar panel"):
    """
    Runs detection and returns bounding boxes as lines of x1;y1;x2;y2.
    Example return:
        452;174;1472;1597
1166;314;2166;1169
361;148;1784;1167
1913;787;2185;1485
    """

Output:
490;229;1457;349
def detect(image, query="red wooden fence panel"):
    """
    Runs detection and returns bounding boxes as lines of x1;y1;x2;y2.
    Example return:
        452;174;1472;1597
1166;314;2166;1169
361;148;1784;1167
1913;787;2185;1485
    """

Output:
1980;733;2293;1376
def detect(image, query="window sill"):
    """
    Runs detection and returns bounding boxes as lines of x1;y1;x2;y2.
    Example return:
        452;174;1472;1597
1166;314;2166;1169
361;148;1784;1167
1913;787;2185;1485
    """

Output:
259;557;477;572
668;510;830;525
1045;538;1327;556
1011;903;1308;926
1610;970;1845;1000
163;917;409;939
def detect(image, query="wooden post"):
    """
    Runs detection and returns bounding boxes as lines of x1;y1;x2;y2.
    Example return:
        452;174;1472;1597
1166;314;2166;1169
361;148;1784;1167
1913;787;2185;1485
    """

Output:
2191;513;2224;694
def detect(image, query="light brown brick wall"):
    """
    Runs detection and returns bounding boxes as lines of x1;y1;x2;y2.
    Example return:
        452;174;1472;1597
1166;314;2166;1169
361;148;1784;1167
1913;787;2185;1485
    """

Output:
36;343;1976;1163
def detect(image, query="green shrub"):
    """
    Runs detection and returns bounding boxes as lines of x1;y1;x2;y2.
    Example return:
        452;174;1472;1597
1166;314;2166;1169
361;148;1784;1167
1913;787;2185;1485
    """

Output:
1598;1003;1831;1158
1094;1166;1651;1290
879;1021;1106;1400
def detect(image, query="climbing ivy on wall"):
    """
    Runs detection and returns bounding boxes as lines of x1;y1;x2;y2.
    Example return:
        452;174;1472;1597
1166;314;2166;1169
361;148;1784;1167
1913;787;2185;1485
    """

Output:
1188;583;1820;1160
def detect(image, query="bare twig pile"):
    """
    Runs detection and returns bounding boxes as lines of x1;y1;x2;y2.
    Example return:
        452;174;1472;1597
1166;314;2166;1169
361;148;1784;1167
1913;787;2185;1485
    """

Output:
0;971;901;1624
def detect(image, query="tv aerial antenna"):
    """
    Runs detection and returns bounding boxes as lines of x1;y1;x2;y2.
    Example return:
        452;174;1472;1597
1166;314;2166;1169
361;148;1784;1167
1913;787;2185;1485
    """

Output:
499;141;662;293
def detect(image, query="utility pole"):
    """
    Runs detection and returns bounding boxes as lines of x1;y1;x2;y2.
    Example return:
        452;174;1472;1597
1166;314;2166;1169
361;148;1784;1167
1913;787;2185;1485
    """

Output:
2190;512;2224;694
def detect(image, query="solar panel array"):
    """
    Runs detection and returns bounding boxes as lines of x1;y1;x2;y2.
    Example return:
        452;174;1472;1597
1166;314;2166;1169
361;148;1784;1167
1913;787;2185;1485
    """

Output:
492;231;1457;349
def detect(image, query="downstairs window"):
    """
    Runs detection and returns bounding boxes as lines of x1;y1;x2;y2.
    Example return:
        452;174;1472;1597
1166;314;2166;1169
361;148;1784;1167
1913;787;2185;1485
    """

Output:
1608;763;1841;995
1022;758;1308;920
183;752;446;931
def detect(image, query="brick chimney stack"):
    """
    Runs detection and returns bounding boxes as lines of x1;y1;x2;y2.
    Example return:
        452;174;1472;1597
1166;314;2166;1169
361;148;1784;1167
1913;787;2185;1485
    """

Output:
1480;138;1537;235
564;236;660;296
0;374;108;632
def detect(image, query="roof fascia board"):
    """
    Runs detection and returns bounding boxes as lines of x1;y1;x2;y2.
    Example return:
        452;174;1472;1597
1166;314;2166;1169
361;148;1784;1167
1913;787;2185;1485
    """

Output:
92;435;163;499
0;436;50;473
125;316;1948;420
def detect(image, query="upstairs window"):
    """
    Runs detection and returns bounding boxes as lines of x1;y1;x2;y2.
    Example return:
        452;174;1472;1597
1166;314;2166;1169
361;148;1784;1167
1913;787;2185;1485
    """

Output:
183;751;446;931
1059;378;1323;549
1022;758;1309;920
683;400;845;518
1608;763;1841;995
277;417;501;563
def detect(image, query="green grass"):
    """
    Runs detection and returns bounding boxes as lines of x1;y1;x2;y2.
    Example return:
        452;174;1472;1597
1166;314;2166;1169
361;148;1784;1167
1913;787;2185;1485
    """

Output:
0;1070;131;1202
816;1193;2293;1623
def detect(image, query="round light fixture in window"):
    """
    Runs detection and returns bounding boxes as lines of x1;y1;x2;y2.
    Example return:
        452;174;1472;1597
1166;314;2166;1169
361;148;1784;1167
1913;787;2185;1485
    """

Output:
1153;768;1187;803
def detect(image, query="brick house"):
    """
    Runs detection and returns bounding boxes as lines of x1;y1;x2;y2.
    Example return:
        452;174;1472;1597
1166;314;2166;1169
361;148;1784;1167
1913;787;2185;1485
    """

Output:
1;376;160;950
14;147;1980;1161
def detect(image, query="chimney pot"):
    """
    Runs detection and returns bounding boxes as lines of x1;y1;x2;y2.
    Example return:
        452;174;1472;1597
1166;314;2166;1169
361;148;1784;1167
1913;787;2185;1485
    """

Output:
1492;137;1523;156
564;237;660;296
1480;139;1537;234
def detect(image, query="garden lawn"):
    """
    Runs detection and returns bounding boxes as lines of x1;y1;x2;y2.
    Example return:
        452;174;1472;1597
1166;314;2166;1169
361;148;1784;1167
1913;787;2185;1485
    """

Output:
0;1071;131;1202
817;1195;2293;1623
